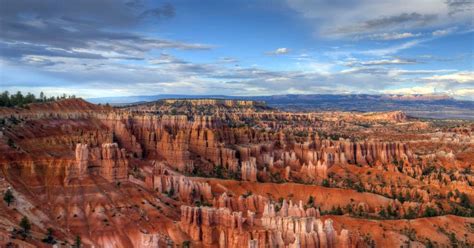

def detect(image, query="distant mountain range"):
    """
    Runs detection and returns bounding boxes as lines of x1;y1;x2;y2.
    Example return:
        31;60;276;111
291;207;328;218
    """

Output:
87;94;474;120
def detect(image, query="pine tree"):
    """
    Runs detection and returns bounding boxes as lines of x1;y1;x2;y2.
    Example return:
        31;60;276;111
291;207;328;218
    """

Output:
74;235;82;248
13;91;24;106
378;208;387;218
24;93;35;104
423;206;438;217
42;227;56;244
0;91;10;106
19;216;31;239
459;193;470;208
3;189;14;206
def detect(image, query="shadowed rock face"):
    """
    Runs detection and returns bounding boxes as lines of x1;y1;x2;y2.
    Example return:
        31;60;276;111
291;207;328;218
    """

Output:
0;98;473;247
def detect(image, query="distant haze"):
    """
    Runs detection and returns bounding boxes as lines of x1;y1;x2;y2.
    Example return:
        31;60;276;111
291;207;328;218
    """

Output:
87;93;474;120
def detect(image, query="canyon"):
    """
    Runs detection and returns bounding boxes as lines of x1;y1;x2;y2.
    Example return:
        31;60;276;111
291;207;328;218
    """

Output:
0;98;473;247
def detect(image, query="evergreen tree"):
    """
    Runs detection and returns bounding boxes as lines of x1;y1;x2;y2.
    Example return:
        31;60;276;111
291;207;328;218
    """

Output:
74;235;82;248
25;93;35;104
0;91;10;106
39;92;45;102
19;216;31;239
42;228;56;244
378;208;387;218
3;189;14;206
0;91;79;107
336;206;343;215
322;179;330;187
13;91;24;106
459;193;470;208
423;206;438;217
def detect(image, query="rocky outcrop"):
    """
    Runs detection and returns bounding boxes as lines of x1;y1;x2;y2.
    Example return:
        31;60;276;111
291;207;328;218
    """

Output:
154;174;212;203
344;141;411;165
155;129;193;172
66;142;128;182
214;193;268;213
300;160;328;182
179;200;352;248
100;113;143;158
180;206;248;246
241;157;258;182
262;202;351;248
72;143;89;179
98;143;129;182
220;148;239;172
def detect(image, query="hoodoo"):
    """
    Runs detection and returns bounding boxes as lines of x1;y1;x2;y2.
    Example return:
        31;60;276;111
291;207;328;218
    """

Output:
2;0;473;246
0;98;472;247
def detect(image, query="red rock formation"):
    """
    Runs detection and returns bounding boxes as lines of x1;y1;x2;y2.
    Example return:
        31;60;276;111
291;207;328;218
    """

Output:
241;157;258;182
154;174;213;203
66;142;128;182
300;160;328;182
156;129;193;172
180;206;248;246
73;143;89;179
99;143;129;182
100;113;143;158
1;98;472;248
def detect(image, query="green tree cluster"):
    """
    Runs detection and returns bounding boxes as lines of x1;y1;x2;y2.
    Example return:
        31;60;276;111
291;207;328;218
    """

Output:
0;91;76;107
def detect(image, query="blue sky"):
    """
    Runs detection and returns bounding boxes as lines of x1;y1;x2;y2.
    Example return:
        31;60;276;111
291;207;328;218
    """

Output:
0;0;473;99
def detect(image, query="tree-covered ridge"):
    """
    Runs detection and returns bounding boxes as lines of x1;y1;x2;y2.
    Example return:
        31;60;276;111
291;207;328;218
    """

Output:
0;91;76;107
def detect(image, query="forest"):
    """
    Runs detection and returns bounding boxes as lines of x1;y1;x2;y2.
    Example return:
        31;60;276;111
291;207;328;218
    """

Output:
0;91;76;107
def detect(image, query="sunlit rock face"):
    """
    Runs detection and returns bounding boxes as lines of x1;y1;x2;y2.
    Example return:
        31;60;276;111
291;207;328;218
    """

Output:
0;98;473;247
66;142;128;183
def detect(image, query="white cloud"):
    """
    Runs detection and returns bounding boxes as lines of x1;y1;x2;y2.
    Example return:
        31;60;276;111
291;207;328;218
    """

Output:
387;69;457;77
267;47;291;55
423;71;474;83
382;85;474;100
286;0;471;38
432;27;457;36
453;88;474;99
360;39;422;56
366;32;421;40
382;85;437;95
296;60;334;75
360;58;417;66
4;42;472;99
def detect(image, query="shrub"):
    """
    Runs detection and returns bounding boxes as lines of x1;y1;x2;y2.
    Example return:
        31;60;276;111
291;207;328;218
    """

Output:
423;206;438;217
182;240;191;248
322;179;330;187
378;208;387;218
